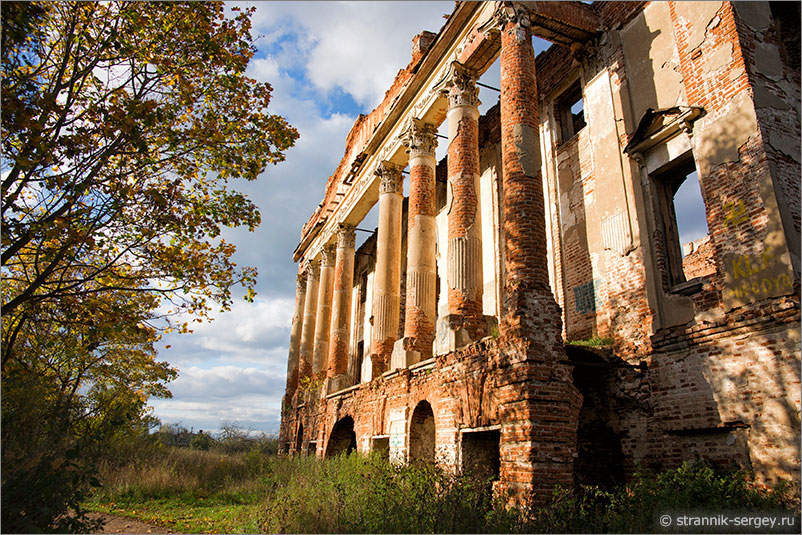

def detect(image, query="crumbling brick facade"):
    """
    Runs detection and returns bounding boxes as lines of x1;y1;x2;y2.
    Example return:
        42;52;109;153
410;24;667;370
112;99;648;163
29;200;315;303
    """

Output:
280;1;800;502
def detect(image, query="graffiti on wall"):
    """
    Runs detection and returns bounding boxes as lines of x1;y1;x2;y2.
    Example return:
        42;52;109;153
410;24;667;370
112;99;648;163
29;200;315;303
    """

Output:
573;279;602;314
723;199;748;227
723;244;795;309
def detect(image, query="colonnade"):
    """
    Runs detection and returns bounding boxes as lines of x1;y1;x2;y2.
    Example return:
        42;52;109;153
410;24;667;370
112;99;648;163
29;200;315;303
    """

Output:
284;5;551;398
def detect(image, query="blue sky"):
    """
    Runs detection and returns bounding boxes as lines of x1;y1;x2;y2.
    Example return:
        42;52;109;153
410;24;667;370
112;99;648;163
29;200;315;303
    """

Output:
149;1;457;435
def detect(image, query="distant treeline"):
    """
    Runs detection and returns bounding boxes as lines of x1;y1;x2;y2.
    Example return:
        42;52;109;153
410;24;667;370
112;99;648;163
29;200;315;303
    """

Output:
154;421;279;455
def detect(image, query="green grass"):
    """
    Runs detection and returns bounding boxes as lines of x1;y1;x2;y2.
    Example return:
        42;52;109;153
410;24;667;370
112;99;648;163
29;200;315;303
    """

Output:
85;446;272;533
88;494;258;534
85;444;799;534
566;336;614;347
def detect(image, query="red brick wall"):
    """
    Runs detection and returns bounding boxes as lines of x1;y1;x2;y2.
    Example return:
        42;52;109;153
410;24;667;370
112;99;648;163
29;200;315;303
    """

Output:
282;0;800;498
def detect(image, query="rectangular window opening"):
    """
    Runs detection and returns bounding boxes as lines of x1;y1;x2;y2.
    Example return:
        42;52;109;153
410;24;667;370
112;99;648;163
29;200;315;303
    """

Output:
556;80;586;142
653;158;714;290
372;436;390;459
461;429;500;482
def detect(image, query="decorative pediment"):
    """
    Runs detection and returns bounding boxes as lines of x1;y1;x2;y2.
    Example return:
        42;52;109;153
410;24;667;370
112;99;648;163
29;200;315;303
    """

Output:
623;106;705;156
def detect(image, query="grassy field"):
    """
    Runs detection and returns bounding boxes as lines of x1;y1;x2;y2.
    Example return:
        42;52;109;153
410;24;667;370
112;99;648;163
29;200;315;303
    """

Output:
86;447;269;533
85;442;800;534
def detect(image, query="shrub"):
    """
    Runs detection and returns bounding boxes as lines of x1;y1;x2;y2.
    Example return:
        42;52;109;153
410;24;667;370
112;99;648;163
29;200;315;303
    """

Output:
525;461;800;533
258;457;798;534
190;431;215;451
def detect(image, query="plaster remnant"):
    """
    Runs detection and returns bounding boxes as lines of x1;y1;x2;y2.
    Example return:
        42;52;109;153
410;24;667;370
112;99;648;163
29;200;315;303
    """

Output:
753;84;791;111
703;42;732;74
674;1;722;52
733;1;772;31
694;92;758;176
769;131;802;163
512;124;541;176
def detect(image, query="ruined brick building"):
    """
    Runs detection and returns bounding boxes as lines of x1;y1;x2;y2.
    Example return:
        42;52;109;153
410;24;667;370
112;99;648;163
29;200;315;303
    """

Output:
279;1;801;500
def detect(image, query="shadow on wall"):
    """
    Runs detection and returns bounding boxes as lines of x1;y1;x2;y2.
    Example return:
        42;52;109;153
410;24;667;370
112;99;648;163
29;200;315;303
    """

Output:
643;312;800;484
557;137;605;341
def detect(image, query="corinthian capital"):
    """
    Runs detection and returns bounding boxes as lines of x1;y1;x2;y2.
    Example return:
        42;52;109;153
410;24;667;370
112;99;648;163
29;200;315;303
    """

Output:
403;118;438;160
479;1;530;37
321;243;337;267
296;270;308;292
441;62;479;110
336;223;356;249
376;160;404;194
304;258;320;281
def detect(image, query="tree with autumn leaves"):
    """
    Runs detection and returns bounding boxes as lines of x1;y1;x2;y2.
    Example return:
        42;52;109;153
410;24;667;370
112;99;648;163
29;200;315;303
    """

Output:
1;2;298;531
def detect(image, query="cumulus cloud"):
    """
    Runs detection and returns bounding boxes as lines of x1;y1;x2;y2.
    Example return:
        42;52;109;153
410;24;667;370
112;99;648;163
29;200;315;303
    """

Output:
245;1;454;108
149;365;286;433
159;295;293;367
151;2;458;433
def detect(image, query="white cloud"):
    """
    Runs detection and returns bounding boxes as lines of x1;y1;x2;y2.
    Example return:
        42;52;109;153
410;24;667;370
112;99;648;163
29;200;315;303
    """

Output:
249;55;280;82
246;1;453;108
150;365;285;433
158;295;294;368
151;2;456;434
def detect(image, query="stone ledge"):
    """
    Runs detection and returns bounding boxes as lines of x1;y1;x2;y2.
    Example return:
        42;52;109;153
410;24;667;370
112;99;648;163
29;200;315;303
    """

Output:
409;357;436;372
325;382;361;400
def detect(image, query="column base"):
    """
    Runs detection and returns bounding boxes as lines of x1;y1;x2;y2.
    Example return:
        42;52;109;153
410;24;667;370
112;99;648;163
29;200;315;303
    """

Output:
391;337;422;370
434;314;472;355
326;374;352;395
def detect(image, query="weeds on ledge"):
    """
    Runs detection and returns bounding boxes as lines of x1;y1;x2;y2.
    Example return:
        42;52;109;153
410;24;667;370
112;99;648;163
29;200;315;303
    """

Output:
566;336;614;347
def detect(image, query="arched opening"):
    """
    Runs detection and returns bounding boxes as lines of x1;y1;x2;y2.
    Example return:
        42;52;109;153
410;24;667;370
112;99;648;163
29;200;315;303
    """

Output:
409;400;435;463
326;416;356;457
295;423;304;455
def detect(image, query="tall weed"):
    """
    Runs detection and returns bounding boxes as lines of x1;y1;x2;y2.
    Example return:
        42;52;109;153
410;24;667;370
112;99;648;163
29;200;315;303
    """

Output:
259;453;518;533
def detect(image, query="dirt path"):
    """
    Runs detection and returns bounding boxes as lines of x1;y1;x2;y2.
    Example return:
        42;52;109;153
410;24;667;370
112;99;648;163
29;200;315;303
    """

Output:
88;512;176;534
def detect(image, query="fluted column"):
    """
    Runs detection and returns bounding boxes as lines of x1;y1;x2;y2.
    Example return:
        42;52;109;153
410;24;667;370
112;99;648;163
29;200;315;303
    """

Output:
392;119;438;369
285;270;308;398
442;62;485;347
370;161;404;377
312;243;336;378
298;259;320;383
327;224;356;393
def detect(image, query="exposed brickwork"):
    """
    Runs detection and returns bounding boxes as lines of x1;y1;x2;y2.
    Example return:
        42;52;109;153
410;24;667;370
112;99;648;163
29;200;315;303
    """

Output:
297;260;320;383
682;235;716;280
405;154;437;358
735;2;801;242
496;11;580;502
597;1;648;32
327;227;355;387
282;0;800;504
447;95;486;340
499;19;550;302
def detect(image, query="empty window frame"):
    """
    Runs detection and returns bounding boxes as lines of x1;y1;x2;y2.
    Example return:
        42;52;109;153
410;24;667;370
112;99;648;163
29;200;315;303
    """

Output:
461;429;500;481
651;156;710;289
556;80;586;142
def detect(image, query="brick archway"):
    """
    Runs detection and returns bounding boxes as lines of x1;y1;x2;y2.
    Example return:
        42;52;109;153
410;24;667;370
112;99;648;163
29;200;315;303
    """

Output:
409;400;435;463
326;416;356;457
